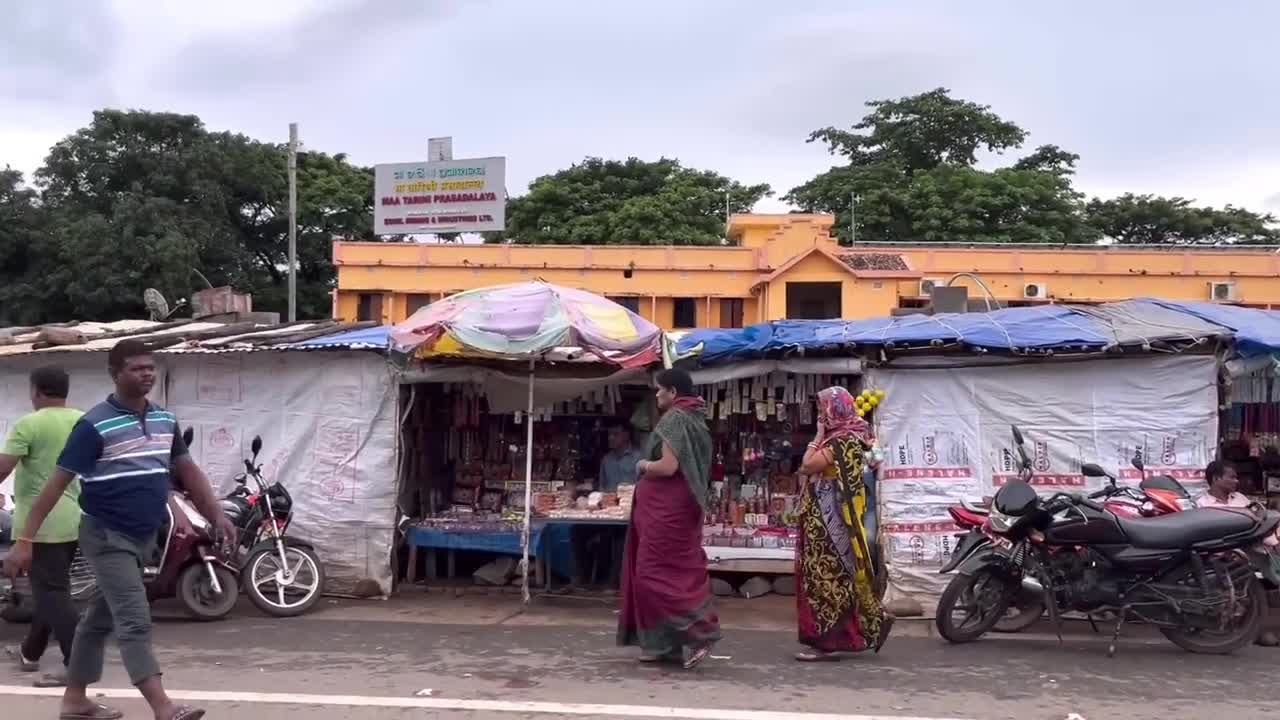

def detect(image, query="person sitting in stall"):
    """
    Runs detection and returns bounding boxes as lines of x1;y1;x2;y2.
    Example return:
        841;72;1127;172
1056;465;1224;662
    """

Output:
570;424;641;589
1197;459;1280;647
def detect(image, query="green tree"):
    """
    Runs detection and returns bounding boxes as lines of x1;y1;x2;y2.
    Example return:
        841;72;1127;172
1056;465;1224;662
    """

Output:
786;88;1096;245
492;157;771;245
1086;194;1280;245
7;109;374;323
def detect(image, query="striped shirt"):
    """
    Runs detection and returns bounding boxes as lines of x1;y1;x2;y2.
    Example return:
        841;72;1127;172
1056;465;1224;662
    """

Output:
56;395;189;538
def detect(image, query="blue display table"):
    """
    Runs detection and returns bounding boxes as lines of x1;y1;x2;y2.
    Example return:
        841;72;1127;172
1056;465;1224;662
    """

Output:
405;518;629;589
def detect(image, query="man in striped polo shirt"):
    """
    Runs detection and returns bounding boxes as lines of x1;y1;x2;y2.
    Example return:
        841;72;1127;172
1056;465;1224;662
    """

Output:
6;339;233;720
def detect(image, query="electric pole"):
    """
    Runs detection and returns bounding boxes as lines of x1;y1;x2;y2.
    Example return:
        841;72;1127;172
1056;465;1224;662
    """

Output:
849;192;860;246
287;122;298;322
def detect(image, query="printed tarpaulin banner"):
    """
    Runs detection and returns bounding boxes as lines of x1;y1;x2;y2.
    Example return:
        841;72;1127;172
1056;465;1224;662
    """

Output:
866;355;1219;608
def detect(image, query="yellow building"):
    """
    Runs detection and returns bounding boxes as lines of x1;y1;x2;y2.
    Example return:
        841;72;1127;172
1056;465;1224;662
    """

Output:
332;214;1280;328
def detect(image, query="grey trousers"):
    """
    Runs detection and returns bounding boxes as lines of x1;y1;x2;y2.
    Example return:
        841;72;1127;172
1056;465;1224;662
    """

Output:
67;514;161;687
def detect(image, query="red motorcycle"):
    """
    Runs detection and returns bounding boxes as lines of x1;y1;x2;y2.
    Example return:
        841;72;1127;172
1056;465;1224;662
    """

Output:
944;453;1193;632
73;429;240;620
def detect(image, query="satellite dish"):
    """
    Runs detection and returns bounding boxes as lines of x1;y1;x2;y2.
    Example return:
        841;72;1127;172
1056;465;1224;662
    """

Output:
143;288;170;322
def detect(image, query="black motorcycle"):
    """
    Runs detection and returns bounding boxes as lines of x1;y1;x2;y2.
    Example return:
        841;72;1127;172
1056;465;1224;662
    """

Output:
936;425;1278;656
219;435;326;617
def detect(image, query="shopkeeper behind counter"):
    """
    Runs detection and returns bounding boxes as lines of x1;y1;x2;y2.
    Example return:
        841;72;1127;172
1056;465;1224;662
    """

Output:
571;423;639;588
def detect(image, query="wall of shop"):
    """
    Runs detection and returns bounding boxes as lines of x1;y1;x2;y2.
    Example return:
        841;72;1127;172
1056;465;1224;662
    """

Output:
865;354;1220;608
0;351;399;597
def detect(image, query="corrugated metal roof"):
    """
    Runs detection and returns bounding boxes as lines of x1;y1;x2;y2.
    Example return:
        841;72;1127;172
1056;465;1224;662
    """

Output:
0;319;385;358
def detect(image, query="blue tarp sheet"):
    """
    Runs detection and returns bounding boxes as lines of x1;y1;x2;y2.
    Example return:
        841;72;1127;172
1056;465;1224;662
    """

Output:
676;300;1280;364
292;325;390;348
1142;299;1280;357
677;305;1121;363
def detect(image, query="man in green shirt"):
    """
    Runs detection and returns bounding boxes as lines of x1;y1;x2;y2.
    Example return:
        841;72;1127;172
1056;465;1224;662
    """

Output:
0;366;82;686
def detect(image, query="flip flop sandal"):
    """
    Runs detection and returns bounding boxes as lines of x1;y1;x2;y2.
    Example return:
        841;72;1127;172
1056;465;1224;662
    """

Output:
794;650;839;662
59;704;123;720
33;670;67;688
638;652;681;664
874;613;896;654
683;644;713;670
168;707;206;720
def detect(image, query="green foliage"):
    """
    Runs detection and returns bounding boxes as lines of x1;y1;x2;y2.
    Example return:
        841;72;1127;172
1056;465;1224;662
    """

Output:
492;157;771;245
786;88;1274;246
0;110;373;324
1086;194;1280;245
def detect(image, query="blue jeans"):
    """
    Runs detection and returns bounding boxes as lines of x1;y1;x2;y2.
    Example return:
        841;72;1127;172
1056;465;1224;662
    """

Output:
68;515;161;686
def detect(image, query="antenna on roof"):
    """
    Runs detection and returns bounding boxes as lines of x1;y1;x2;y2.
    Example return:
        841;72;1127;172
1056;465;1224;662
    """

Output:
144;288;169;322
143;288;187;322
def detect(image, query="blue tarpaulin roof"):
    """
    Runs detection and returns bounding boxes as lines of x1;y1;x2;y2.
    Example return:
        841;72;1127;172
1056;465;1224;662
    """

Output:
292;325;390;349
674;299;1273;364
1141;299;1280;358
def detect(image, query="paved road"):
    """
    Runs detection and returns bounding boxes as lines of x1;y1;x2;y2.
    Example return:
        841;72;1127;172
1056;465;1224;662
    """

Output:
1;595;1275;719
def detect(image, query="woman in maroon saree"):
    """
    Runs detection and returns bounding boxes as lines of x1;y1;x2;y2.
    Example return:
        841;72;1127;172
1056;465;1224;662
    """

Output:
617;369;720;669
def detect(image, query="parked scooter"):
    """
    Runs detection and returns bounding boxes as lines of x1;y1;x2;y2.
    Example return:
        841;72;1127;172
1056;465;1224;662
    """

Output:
219;435;325;617
74;432;241;621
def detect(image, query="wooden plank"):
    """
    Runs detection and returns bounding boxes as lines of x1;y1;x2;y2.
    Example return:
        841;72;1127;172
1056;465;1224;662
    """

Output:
706;558;794;575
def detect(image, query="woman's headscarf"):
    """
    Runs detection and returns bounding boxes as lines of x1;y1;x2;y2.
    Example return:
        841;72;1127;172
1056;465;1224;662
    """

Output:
817;386;872;449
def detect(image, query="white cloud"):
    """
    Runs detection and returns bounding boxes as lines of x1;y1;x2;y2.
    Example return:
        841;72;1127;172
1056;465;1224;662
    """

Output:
0;0;1276;215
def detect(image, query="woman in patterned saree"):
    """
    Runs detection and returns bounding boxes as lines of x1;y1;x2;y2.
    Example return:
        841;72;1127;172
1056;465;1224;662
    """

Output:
794;386;894;661
617;368;721;669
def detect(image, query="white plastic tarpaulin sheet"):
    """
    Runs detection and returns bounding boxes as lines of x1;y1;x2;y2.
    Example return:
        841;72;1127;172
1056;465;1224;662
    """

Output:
167;352;398;596
0;351;398;596
865;354;1219;608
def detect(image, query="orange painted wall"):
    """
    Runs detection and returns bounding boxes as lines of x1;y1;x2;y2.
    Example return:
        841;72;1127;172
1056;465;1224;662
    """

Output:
333;213;1280;328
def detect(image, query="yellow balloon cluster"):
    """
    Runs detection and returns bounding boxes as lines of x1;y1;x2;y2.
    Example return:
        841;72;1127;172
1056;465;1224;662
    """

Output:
854;388;886;417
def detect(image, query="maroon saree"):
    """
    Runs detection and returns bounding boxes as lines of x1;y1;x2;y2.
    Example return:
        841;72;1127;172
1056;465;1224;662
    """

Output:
616;469;720;658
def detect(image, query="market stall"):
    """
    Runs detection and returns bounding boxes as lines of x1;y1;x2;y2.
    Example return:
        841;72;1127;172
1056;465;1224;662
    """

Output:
390;281;662;600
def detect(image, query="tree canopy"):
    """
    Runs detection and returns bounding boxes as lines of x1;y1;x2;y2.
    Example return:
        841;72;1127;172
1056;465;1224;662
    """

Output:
786;87;1278;246
492;157;771;245
0;110;373;325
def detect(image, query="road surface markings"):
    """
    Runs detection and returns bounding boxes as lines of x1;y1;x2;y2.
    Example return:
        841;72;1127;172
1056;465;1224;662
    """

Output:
0;685;968;720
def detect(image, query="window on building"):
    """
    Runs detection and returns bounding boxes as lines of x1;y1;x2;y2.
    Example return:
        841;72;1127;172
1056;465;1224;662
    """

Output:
720;298;744;328
406;293;433;316
357;293;384;322
672;298;697;328
785;282;841;320
609;296;641;314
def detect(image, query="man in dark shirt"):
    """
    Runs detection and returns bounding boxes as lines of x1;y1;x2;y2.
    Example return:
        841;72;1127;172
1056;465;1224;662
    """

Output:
5;339;234;720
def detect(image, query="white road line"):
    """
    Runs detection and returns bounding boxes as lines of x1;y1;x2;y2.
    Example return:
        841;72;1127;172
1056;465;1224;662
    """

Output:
0;685;967;720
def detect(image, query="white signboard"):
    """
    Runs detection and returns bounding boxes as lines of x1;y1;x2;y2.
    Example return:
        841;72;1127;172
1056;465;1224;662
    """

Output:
374;157;506;234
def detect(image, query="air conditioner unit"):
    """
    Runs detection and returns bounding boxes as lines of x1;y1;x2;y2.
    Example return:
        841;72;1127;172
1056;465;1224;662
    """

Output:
1210;281;1237;302
919;278;945;296
1023;282;1048;299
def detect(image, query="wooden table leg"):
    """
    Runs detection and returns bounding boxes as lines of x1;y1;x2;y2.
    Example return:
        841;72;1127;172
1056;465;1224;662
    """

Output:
425;548;437;581
407;545;419;584
447;549;456;579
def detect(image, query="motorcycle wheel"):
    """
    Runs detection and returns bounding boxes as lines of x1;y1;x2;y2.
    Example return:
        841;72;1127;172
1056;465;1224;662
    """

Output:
935;569;1015;644
177;564;239;621
244;545;325;618
1160;578;1266;655
993;591;1045;633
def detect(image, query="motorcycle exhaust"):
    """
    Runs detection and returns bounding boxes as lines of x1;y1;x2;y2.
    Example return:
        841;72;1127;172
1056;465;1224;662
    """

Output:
1021;576;1044;593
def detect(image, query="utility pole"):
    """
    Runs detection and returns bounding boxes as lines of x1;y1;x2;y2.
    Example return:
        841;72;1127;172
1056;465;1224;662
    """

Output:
849;192;860;246
287;122;298;322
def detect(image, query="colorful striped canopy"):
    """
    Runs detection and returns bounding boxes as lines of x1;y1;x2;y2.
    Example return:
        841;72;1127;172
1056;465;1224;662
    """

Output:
389;281;661;367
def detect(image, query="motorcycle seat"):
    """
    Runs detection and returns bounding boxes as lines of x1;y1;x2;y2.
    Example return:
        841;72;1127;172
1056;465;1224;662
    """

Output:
1118;507;1257;548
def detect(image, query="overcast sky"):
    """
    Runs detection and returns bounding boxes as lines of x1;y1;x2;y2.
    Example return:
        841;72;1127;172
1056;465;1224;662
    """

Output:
2;0;1277;214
